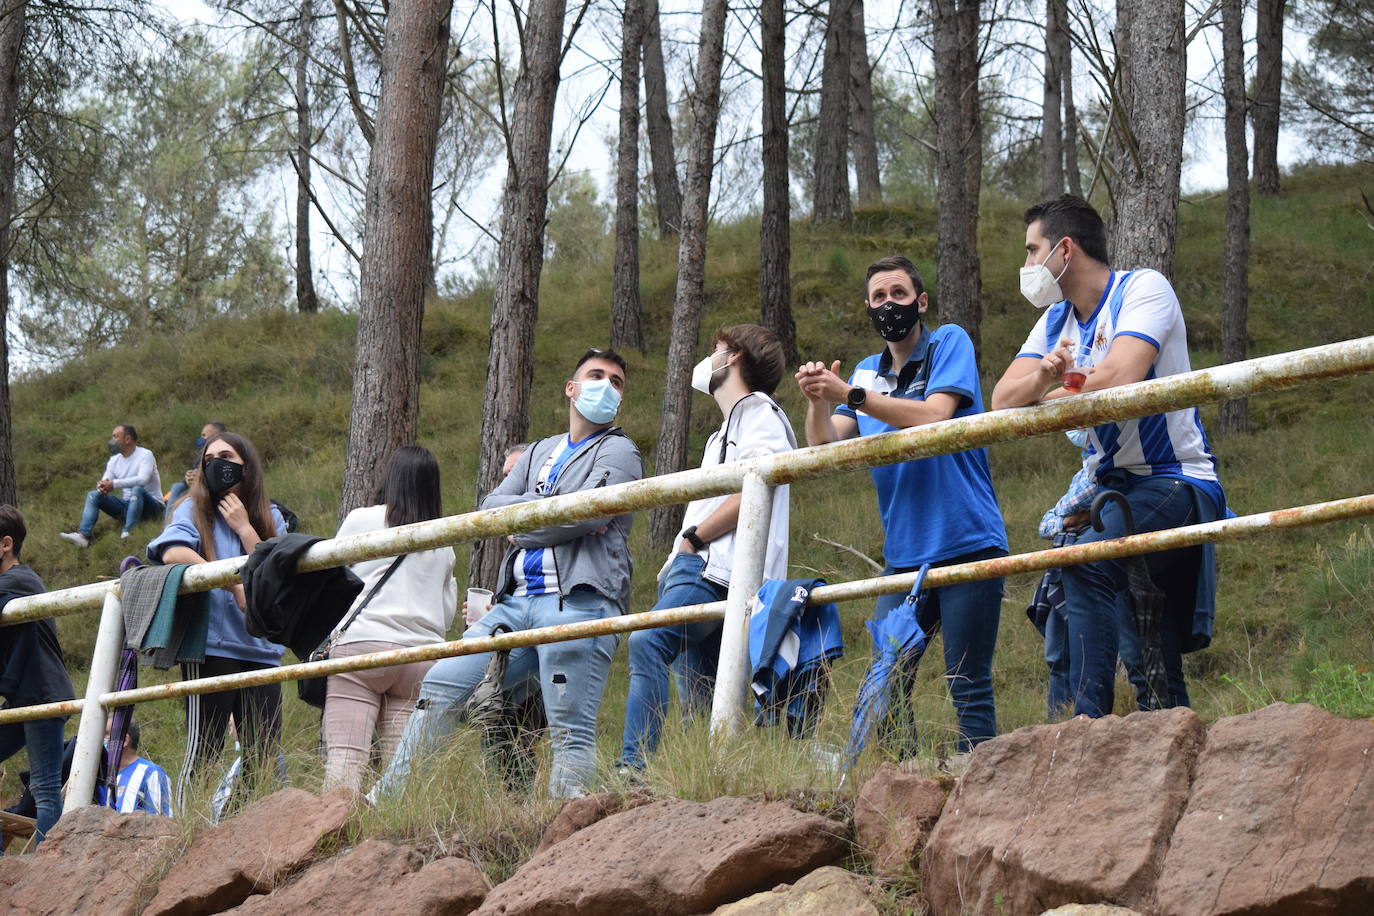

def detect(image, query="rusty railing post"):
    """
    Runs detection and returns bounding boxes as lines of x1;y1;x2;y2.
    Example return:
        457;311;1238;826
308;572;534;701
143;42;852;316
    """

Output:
65;589;124;810
710;470;774;736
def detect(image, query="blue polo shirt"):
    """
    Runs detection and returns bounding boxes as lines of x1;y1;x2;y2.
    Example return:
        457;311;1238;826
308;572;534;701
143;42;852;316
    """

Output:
835;323;1008;568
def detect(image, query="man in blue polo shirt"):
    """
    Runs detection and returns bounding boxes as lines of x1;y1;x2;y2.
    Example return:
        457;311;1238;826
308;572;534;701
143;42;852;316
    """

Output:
992;194;1224;718
796;255;1008;756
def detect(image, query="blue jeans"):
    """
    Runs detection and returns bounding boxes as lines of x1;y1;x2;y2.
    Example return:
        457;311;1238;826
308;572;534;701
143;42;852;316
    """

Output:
1045;593;1165;718
617;553;728;769
873;547;1005;755
0;717;66;849
374;589;619;799
1060;475;1200;717
80;485;165;536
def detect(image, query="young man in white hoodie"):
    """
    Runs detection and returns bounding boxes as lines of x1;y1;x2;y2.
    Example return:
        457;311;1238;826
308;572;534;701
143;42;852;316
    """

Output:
617;324;796;772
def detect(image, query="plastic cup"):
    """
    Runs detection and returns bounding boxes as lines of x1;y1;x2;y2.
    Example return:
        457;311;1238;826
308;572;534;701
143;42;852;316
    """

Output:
465;587;493;626
1062;344;1094;393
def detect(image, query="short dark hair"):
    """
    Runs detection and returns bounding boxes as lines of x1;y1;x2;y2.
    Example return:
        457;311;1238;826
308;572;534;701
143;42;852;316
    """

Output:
1024;194;1110;266
573;347;628;377
712;325;786;395
0;504;26;559
118;424;138;442
205;422;227;435
864;255;926;301
375;444;443;528
125;720;141;751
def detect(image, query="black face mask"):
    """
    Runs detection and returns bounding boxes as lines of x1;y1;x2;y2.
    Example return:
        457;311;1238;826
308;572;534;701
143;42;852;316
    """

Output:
868;301;921;342
204;458;245;498
108;440;120;456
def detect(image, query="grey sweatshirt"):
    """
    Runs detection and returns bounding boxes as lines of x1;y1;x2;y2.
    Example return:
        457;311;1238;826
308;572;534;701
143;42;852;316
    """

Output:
481;427;643;613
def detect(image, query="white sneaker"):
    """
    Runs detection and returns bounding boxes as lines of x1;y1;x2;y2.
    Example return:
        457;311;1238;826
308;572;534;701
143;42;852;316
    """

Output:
120;531;131;539
59;531;90;548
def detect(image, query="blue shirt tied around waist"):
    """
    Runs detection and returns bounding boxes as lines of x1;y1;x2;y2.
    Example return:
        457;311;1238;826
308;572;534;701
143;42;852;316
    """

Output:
834;322;1008;567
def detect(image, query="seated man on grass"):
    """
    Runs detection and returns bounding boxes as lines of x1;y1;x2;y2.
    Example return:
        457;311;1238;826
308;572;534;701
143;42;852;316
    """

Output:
61;424;163;546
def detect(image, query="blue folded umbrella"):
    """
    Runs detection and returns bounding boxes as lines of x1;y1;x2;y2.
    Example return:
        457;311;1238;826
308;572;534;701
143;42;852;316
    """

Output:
844;564;931;770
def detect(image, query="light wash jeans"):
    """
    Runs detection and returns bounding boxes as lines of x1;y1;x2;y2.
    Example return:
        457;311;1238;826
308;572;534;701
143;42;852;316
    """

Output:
80;485;164;536
373;589;618;799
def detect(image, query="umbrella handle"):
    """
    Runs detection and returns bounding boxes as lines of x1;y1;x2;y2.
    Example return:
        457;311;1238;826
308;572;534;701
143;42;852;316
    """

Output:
1090;489;1136;535
903;563;933;605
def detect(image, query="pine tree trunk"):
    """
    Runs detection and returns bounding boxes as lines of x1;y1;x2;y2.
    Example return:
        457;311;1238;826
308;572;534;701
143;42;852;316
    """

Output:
648;0;728;551
1109;0;1185;276
469;0;567;589
295;0;319;315
759;0;796;363
339;0;452;521
812;0;853;225
932;0;984;362
1040;0;1065;199
1062;18;1083;198
849;0;881;206
1219;0;1249;434
1252;0;1286;196
0;0;26;506
611;0;645;352
642;0;682;237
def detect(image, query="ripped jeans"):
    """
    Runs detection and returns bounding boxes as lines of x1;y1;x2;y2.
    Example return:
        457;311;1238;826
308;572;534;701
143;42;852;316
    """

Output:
372;589;618;799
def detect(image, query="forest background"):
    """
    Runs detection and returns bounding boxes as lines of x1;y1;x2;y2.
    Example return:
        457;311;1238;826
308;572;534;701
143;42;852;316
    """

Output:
1;0;1373;879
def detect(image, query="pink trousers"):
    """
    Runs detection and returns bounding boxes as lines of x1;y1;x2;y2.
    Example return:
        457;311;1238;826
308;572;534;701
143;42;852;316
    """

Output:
321;640;434;792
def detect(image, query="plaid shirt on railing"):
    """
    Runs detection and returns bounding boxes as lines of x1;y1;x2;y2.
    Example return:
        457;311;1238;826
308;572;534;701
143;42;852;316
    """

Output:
1037;461;1101;540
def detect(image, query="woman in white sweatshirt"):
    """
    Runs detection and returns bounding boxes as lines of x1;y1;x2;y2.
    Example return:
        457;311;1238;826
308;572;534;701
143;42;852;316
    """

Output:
322;445;457;791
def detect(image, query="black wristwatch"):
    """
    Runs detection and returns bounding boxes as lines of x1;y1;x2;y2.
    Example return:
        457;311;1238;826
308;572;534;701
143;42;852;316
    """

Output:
681;526;707;551
846;387;868;410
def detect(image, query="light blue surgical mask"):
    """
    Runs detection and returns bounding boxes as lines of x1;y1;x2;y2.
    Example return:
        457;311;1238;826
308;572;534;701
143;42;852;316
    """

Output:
573;378;621;425
1066;428;1089;449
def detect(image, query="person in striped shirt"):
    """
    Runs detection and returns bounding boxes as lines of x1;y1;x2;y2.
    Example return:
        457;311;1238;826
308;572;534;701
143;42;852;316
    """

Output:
993;194;1225;718
97;720;172;816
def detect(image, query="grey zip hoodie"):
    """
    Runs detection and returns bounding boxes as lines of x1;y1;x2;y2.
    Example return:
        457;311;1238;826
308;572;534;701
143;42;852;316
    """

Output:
482;427;644;613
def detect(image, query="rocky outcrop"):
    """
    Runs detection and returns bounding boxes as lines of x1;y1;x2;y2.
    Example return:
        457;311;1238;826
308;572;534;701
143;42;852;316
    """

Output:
474;796;849;916
0;805;178;915
223;839;489;915
1153;702;1374;915
921;707;1206;916
852;762;947;877
534;791;652;853
710;866;880;915
143;787;356;916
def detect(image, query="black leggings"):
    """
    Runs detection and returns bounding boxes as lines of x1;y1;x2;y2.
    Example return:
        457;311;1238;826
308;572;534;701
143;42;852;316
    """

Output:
179;656;282;809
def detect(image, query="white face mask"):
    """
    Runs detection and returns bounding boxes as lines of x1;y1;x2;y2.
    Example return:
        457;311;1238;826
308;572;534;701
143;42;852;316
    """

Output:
1019;240;1069;309
690;351;731;395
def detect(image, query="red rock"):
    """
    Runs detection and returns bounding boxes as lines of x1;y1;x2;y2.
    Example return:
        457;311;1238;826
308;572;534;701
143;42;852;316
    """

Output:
144;787;356;916
921;708;1205;916
710;866;880;915
224;839;489;915
852;763;947;877
1153;702;1374;915
475;796;849;915
0;805;178;915
535;791;652;853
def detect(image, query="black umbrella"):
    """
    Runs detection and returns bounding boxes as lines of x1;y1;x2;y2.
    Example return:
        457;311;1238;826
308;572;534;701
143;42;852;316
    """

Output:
1090;490;1170;710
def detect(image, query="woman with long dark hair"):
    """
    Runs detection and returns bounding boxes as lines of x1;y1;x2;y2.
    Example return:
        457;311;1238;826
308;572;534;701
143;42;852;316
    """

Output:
322;445;456;791
148;431;287;809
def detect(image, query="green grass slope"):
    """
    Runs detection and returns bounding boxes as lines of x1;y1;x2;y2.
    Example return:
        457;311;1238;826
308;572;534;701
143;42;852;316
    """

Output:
5;163;1374;873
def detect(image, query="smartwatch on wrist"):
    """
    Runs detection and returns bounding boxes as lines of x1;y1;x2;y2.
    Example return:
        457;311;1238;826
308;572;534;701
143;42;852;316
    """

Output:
682;526;707;551
846;387;868;410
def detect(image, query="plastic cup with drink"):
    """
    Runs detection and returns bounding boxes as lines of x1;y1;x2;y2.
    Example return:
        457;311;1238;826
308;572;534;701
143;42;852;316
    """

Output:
465;587;494;627
1062;344;1094;393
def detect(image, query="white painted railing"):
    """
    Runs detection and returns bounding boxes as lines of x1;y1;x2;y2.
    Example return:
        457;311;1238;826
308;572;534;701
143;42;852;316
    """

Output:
1;336;1372;811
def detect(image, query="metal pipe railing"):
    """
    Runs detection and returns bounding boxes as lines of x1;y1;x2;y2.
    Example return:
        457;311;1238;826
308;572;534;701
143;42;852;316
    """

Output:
5;335;1372;628
7;490;1372;731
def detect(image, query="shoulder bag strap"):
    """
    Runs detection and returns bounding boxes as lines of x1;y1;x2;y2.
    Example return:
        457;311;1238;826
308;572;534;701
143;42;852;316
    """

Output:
332;553;407;641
